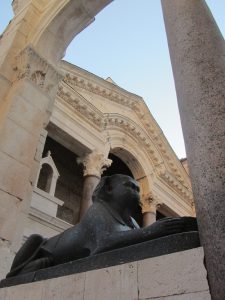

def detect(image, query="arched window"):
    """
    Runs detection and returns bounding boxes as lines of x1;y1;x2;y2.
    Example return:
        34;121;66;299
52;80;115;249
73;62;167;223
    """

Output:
35;151;60;196
37;163;53;193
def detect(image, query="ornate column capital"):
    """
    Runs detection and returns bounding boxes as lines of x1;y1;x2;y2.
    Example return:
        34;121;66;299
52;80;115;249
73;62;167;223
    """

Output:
77;150;112;178
13;46;63;98
141;192;163;214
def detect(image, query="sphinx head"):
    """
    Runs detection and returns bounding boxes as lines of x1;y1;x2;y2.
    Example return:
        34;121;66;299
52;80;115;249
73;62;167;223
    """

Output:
93;174;140;212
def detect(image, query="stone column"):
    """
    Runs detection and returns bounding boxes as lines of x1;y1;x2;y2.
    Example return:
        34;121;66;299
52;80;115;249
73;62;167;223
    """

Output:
141;193;162;227
77;150;112;220
161;1;225;298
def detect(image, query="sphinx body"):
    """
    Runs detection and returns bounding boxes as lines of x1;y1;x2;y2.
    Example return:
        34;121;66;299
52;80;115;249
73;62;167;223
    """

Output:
7;174;198;277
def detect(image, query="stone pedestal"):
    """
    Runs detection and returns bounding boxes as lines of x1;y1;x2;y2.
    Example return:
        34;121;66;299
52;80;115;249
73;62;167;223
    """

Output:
161;1;225;298
0;247;210;300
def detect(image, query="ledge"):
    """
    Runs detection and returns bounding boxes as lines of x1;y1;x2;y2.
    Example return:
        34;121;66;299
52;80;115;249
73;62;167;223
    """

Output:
0;231;200;288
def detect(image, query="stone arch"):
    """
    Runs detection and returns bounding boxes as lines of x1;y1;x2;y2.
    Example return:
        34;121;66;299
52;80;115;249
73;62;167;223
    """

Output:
28;0;112;64
107;132;154;200
105;114;164;168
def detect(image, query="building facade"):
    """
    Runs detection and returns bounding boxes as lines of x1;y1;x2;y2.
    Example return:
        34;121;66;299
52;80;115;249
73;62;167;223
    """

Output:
25;60;194;246
1;2;225;298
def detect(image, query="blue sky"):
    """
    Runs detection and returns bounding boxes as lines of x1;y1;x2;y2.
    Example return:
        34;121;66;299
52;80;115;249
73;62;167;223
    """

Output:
1;1;224;158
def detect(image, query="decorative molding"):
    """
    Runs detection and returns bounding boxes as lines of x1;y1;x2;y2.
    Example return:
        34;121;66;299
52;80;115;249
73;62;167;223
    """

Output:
57;86;104;130
62;75;190;184
56;86;163;165
159;170;193;201
105;115;162;164
13;46;63;98
29;207;72;233
57;74;193;203
77;150;112;178
64;73;138;109
12;0;19;14
141;192;163;214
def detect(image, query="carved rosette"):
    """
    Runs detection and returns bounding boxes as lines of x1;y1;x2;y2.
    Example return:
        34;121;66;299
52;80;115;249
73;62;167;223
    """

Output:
13;46;63;98
141;192;163;214
77;150;112;178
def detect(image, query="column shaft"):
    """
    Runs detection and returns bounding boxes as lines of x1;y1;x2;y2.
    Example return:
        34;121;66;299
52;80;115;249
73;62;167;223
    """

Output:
161;1;225;298
79;175;100;220
143;212;156;227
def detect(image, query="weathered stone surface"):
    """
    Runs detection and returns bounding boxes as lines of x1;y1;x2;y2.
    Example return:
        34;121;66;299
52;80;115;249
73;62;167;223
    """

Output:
0;241;14;280
138;247;208;299
0;232;200;287
161;1;225;298
0;247;210;300
84;263;138;300
2;281;43;300
0;151;31;201
143;290;211;300
0;118;40;168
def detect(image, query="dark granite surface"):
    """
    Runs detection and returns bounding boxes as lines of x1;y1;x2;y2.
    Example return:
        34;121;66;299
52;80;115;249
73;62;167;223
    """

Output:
0;231;200;288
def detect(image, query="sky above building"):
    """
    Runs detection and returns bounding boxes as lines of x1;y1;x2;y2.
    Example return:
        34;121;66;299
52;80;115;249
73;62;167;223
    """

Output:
1;1;224;158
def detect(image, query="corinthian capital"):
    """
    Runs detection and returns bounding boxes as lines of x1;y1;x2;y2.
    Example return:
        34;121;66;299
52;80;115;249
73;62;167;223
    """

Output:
77;150;112;178
141;192;163;214
13;46;63;98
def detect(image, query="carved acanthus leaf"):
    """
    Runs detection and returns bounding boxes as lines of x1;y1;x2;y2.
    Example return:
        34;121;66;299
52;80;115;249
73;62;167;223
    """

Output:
77;150;112;178
141;192;163;214
14;46;63;98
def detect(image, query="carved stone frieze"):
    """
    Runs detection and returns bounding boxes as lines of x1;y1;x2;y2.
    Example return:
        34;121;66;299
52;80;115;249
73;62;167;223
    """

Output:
129;101;189;185
77;150;112;178
57;86;104;130
159;170;193;202
141;192;163;214
62;69;192;193
57;79;192;203
13;46;63;98
63;73;137;109
105;115;162;165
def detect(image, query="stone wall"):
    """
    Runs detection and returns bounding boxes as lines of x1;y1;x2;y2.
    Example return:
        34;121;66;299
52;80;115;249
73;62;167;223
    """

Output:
0;247;210;300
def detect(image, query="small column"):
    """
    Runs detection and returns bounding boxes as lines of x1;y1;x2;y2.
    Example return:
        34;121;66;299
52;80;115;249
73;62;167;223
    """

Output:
141;193;162;227
161;1;225;298
77;150;112;220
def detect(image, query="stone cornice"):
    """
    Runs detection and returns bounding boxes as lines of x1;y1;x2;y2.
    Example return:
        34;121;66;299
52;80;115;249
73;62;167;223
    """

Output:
61;69;191;189
132;101;191;188
56;86;163;166
105;114;163;165
56;74;192;203
29;207;72;232
13;46;63;98
57;85;104;130
63;73;139;110
158;170;193;202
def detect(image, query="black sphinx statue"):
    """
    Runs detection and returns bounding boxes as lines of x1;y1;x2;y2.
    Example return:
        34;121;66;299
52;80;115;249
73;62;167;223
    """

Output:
6;174;198;278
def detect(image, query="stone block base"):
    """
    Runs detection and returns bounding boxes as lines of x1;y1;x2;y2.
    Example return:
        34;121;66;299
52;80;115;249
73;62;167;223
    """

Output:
0;241;14;280
0;247;210;299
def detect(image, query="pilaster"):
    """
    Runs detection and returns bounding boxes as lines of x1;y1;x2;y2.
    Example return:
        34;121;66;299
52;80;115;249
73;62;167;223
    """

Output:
0;46;62;264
